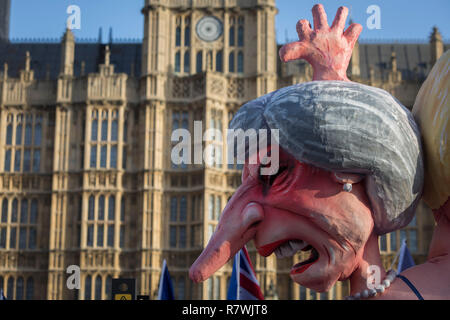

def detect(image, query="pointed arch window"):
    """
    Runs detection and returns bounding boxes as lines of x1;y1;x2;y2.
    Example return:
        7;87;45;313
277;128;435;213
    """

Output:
216;51;223;72
238;26;244;47
184;51;190;73
176;27;181;47
95;276;102;300
85;276;92;300
229;26;235;46
237;52;244;73
26;278;34;300
185;26;191;46
229;52;235;73
196;51;203;73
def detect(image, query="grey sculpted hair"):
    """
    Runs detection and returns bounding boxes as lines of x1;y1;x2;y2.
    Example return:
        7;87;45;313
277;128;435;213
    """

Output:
230;81;424;234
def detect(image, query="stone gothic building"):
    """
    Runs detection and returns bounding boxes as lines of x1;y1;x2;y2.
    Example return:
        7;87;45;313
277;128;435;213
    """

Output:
0;0;447;300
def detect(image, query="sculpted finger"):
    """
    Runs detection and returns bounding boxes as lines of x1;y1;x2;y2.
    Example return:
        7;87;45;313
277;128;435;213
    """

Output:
331;6;348;33
296;19;312;41
344;23;363;46
312;4;329;30
279;42;310;62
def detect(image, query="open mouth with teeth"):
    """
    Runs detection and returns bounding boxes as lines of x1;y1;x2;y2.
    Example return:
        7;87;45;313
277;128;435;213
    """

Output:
258;239;320;275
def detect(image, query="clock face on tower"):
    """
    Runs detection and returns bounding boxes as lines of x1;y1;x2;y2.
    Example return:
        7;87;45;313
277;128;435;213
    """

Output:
196;16;223;42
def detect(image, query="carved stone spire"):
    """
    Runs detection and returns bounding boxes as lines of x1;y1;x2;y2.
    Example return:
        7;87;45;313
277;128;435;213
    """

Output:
60;28;75;76
430;26;443;66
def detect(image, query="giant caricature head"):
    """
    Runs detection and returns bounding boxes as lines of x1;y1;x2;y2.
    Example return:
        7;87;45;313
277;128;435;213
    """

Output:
190;4;424;293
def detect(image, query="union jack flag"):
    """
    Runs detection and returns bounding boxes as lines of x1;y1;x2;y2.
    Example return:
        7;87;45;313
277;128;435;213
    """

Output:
227;246;264;300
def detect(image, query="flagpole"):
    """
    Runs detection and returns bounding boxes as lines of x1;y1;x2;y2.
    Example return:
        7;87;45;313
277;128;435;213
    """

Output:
236;250;240;300
389;238;407;273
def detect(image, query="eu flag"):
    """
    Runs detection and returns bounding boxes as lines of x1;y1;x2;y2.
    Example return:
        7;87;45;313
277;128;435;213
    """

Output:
157;259;175;300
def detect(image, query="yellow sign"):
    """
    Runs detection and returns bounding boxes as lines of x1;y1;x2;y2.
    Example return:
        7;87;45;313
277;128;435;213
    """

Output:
115;294;132;300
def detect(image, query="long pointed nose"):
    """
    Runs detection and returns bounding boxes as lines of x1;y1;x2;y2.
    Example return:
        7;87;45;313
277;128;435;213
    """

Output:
189;194;264;283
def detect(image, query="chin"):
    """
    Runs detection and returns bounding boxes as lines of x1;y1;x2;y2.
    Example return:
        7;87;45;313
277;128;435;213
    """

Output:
289;252;344;292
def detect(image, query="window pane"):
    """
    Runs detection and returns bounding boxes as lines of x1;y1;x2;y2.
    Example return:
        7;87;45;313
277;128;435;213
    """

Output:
16;277;24;300
98;196;105;220
184;51;190;73
229;52;235;72
108;197;115;220
20;199;28;223
214;277;220;299
390;231;397;251
97;224;104;247
90;146;97;168
105;276;112;300
6;124;12;145
16;124;22;145
190;226;195;248
0;227;6;248
25;123;32;146
320;291;328;300
19;227;27;249
207;278;213;300
1;199;7;223
7;277;14;299
237;52;244;73
299;286;306;300
26;278;34;300
209;195;214;220
178;277;185;300
120;197;125;222
34;124;42;146
91;119;98;141
123;118;128;142
23;149;31;172
29;228;36;249
170;197;178;222
216;51;223;72
85;276;92;300
30;199;38;223
11;199;18;222
14;149;21;171
4;149;11;172
119;226;125;248
179;226;186;248
400;230;407;244
409;230;418;253
176;27;181;47
10;227;16;249
409;215;417;227
238;26;244;46
180;196;187;222
111;120;118;141
185;26;190;46
87;225;94;247
32;149;40;172
100;145;107;168
215;196;221;220
175;52;181;72
170;226;177;248
101;120;108;141
229;26;235;46
196;51;203;73
107;225;114;247
380;234;387;251
110;146;117;168
95;276;102;300
88;196;95;220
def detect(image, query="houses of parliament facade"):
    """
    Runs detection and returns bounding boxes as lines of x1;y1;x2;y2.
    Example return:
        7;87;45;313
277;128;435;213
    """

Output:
0;0;447;300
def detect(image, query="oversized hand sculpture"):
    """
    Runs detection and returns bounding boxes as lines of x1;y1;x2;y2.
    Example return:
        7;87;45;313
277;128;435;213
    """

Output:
279;5;362;81
190;4;425;299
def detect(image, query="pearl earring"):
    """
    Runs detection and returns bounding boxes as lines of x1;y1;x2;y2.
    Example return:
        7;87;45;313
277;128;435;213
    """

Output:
343;183;352;192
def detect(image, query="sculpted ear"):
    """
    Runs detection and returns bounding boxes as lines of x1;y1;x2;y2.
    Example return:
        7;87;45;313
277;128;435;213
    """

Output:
331;172;365;185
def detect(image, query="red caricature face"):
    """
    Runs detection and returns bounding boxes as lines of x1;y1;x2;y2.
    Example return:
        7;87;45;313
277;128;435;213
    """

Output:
190;146;375;292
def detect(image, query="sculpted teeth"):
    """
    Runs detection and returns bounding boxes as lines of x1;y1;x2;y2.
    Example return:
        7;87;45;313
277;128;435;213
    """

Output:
274;240;308;258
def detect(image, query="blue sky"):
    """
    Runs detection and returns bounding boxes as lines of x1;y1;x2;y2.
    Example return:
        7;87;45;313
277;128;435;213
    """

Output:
9;0;450;43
